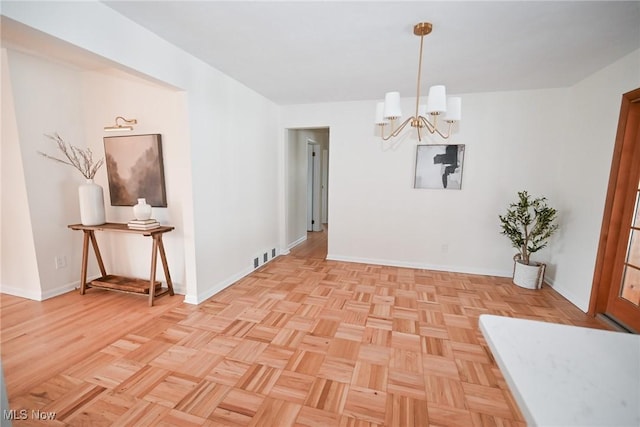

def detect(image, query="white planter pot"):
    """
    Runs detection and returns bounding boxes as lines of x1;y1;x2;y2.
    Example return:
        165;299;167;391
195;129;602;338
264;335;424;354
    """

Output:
513;260;546;290
78;179;106;226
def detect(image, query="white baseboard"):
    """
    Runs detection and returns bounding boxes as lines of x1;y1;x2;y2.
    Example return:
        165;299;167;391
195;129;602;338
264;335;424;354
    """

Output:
0;285;44;301
288;235;307;250
2;275;185;302
185;266;255;305
0;276;90;301
326;253;512;278
544;277;589;313
185;255;280;305
41;283;79;300
327;254;590;313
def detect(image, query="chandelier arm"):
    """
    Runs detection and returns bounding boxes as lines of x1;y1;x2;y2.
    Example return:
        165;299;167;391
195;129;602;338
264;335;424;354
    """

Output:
390;117;414;138
379;117;397;140
432;121;454;139
419;116;436;134
419;116;453;139
382;117;413;141
379;124;387;140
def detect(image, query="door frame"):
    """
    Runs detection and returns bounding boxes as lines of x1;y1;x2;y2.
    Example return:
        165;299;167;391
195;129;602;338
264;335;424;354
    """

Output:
589;87;640;327
307;141;322;232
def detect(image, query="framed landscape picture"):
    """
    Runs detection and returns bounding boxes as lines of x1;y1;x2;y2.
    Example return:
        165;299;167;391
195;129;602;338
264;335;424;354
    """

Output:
414;144;465;190
103;134;167;206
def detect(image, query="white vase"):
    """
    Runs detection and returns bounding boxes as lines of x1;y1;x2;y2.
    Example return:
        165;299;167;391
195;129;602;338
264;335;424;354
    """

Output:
133;198;152;220
78;179;106;226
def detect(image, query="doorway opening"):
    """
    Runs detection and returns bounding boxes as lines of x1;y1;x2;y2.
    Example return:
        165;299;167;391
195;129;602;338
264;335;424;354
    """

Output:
285;128;330;254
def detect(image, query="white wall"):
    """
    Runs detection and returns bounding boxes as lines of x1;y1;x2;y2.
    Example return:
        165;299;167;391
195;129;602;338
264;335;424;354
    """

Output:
2;49;88;299
1;1;281;304
1;49;41;299
286;129;308;248
281;49;640;312
282;93;565;274
186;79;279;303
548;49;640;310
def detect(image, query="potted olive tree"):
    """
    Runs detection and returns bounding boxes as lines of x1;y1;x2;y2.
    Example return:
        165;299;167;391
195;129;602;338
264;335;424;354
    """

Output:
499;191;558;289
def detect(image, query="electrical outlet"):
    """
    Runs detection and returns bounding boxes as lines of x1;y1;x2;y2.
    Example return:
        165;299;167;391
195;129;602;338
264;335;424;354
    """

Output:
54;255;67;269
272;248;276;257
254;258;259;268
441;244;449;254
263;253;268;263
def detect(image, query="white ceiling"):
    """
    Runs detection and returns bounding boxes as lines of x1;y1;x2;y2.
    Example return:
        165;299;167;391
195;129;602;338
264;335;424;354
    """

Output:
4;2;640;106
100;1;640;105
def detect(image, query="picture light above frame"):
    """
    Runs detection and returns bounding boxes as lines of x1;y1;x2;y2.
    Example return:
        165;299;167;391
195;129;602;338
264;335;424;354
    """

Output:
104;116;138;132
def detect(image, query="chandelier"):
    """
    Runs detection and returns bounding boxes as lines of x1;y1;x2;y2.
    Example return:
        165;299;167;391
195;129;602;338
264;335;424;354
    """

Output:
375;22;461;141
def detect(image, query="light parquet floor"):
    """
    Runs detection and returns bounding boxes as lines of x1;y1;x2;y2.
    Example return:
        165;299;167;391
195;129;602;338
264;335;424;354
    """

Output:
1;227;608;426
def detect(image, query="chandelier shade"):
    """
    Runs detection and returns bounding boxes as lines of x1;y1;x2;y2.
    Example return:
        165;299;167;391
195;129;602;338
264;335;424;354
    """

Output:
375;23;461;141
383;91;402;120
426;85;447;114
375;102;388;125
444;97;462;122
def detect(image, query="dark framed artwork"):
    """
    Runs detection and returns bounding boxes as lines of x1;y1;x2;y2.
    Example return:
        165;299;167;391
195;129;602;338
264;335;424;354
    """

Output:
414;144;465;190
103;134;167;206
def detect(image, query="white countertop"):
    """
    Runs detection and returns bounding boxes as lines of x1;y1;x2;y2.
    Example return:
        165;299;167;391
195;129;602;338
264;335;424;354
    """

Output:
479;314;640;427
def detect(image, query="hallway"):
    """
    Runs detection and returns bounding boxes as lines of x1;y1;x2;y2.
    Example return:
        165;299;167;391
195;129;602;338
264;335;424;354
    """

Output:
290;226;328;260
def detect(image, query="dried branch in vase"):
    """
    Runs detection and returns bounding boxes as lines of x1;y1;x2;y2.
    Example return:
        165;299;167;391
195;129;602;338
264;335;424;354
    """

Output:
38;133;104;180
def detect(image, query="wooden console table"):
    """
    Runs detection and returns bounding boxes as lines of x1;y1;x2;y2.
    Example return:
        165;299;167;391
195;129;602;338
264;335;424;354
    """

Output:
68;223;175;306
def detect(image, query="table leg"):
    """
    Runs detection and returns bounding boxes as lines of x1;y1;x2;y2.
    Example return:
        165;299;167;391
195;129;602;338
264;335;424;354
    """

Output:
149;235;159;307
88;231;107;277
79;231;90;294
156;235;175;296
80;230;108;294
